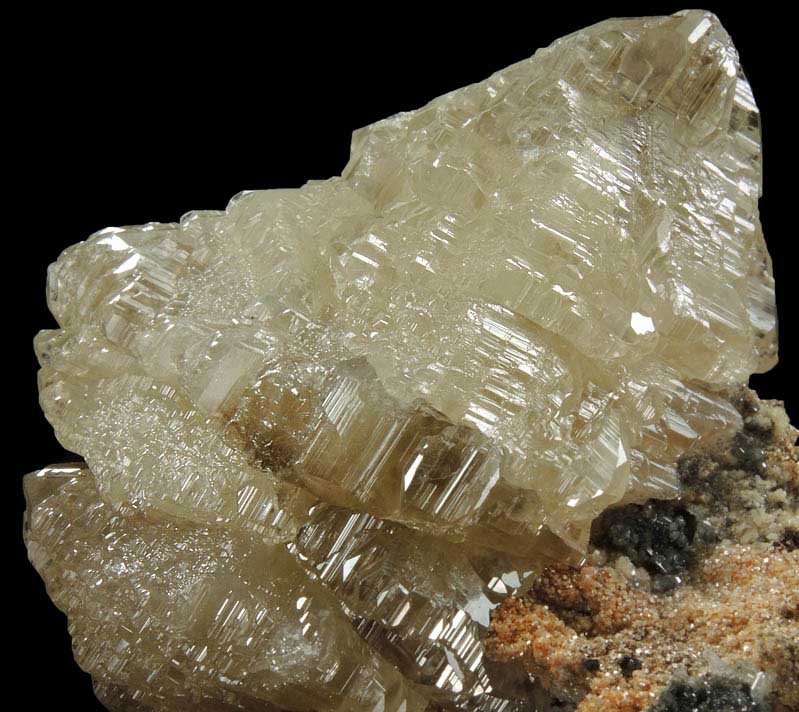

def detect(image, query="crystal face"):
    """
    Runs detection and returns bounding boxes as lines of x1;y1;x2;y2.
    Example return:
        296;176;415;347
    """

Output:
25;10;781;712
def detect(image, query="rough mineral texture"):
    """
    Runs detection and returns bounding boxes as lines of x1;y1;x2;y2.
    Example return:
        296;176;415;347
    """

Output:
486;392;799;712
24;9;792;712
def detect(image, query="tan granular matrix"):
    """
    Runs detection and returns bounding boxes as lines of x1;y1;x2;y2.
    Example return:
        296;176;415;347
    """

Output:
487;545;798;711
680;391;799;546
486;393;799;712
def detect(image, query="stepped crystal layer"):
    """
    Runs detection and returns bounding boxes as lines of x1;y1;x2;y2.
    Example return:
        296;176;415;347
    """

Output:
25;10;778;712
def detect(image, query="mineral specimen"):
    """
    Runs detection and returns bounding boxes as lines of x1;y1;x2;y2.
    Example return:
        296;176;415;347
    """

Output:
24;9;790;712
591;500;697;581
651;675;767;712
486;391;799;712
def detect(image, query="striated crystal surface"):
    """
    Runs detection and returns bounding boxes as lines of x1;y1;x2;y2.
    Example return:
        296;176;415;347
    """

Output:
25;10;778;711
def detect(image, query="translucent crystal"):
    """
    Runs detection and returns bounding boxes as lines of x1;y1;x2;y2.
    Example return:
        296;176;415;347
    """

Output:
24;465;425;712
25;9;776;711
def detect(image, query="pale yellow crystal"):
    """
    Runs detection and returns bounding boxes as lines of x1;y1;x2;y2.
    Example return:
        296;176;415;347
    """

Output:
25;465;425;711
26;9;776;711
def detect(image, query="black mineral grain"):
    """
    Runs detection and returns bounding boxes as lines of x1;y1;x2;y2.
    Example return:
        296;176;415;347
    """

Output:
650;674;767;712
591;500;697;578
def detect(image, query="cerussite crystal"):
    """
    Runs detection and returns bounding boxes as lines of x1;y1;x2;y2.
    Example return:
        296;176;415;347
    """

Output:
25;10;780;712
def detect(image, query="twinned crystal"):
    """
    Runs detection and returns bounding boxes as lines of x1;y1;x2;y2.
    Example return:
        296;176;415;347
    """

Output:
25;10;780;711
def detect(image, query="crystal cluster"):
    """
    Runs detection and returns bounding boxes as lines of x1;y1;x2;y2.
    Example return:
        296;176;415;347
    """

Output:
25;10;778;711
486;389;799;711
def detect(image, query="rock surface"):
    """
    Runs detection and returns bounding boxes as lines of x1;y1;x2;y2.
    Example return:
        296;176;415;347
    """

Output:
24;10;788;712
486;392;799;712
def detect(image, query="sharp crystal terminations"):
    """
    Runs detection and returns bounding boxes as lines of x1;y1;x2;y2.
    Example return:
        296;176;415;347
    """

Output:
25;10;778;712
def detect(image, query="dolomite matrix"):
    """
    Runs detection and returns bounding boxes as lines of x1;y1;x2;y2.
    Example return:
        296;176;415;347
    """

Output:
24;10;795;712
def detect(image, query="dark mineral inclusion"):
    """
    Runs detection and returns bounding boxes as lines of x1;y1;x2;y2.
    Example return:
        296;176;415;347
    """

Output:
651;674;767;712
591;500;697;588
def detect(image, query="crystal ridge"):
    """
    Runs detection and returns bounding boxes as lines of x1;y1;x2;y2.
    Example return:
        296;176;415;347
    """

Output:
25;9;778;711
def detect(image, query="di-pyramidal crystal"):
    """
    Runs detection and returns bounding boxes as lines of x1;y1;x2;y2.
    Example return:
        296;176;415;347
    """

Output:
24;10;781;712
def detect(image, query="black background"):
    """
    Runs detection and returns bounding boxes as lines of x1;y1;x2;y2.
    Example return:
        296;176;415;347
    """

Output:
9;5;797;708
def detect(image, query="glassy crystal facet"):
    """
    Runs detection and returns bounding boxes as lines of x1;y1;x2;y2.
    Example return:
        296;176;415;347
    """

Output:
25;10;778;711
